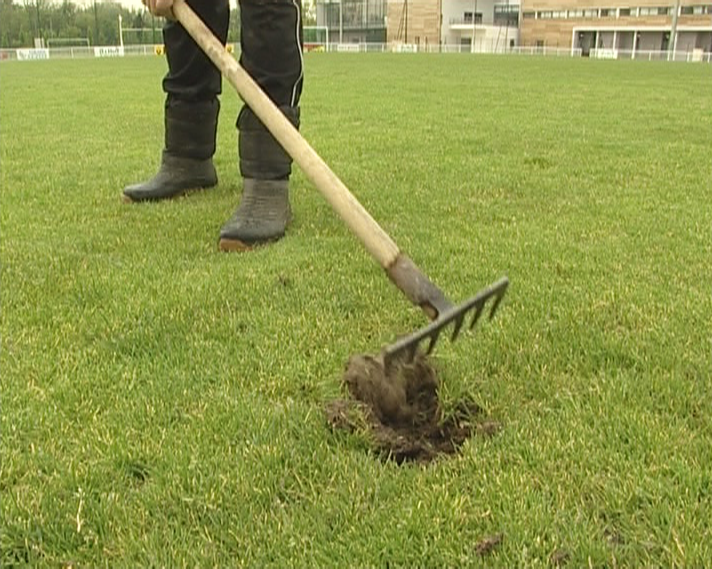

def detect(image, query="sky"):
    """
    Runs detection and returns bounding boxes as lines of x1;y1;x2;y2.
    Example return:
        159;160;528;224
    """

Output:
74;0;317;14
73;0;239;9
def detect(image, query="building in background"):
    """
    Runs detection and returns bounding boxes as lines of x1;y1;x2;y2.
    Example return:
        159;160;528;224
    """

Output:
314;0;712;56
315;0;519;49
316;0;388;44
520;1;712;55
386;0;519;50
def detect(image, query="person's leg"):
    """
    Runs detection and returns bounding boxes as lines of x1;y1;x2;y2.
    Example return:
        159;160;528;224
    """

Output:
123;0;230;202
218;0;303;251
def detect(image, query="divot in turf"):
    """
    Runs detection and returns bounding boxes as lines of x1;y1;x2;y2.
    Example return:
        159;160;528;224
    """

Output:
326;352;498;464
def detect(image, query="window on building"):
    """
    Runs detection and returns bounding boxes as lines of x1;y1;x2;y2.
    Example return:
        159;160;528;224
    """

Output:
680;5;694;13
463;11;483;24
538;10;553;18
522;10;536;19
583;9;598;17
536;39;545;47
618;7;632;16
600;8;615;16
552;10;567;18
639;6;669;15
569;9;584;17
494;5;519;15
688;4;712;14
494;5;519;26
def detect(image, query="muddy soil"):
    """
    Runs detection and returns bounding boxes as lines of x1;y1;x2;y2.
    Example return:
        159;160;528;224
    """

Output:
326;352;498;463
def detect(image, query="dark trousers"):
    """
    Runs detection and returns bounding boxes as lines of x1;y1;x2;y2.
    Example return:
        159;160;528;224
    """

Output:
162;0;303;108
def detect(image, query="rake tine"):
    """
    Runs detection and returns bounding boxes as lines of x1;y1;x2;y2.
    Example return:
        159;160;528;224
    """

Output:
469;301;486;330
488;287;506;319
450;313;466;342
426;328;442;355
406;341;418;363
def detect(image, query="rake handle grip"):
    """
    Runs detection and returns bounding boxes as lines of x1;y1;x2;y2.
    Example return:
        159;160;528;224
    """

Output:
172;0;400;269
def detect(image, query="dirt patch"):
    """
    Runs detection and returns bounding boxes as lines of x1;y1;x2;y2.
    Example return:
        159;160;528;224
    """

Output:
550;548;571;566
475;533;504;556
326;352;499;464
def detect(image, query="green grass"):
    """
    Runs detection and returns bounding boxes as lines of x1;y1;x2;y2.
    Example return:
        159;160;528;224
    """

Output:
1;53;711;566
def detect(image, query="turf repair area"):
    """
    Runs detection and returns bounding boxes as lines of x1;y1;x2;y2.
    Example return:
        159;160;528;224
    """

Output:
326;353;500;463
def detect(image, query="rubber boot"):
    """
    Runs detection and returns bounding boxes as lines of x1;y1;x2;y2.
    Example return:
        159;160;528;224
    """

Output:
218;106;300;251
123;99;219;203
218;179;291;251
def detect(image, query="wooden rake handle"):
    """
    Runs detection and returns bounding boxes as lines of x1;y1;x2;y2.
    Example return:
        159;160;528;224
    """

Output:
172;0;400;270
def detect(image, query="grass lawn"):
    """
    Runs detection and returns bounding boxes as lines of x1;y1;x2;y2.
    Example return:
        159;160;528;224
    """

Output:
1;52;711;566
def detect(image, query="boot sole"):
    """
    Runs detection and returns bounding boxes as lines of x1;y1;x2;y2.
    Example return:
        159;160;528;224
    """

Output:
218;233;286;252
121;184;215;204
218;237;253;252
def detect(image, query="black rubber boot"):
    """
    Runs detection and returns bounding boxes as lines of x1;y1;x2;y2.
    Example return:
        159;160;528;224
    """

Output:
218;106;299;251
123;99;219;203
218;179;291;251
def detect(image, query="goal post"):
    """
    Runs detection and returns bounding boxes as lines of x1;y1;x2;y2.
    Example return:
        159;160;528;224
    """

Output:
303;25;329;52
120;27;161;46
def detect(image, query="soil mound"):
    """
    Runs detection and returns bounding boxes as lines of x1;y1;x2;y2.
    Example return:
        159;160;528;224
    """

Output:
326;353;490;463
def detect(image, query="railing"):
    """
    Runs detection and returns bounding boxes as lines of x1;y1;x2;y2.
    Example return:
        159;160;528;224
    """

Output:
510;45;583;56
0;44;234;61
2;43;710;62
450;17;484;25
320;19;387;29
589;47;712;62
318;43;582;56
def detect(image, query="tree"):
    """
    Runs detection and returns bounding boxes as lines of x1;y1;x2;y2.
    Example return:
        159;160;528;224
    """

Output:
0;0;159;48
21;0;47;44
92;0;98;45
302;0;316;26
0;0;17;47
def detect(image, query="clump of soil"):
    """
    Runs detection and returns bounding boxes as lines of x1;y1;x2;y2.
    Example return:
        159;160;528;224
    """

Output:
550;548;571;566
326;352;496;463
476;533;504;556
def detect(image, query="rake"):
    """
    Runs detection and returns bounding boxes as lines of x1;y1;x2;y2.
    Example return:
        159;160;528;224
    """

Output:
172;0;509;369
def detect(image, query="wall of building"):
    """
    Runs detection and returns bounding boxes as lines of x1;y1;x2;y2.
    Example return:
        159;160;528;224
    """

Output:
387;0;441;46
442;0;499;27
444;24;519;47
521;14;673;47
521;0;711;10
677;30;712;50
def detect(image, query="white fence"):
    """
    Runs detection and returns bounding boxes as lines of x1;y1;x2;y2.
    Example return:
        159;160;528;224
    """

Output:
0;44;161;61
590;47;712;62
1;43;710;62
317;43;582;57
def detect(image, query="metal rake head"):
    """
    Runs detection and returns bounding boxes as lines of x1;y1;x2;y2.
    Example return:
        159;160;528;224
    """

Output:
381;277;509;371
